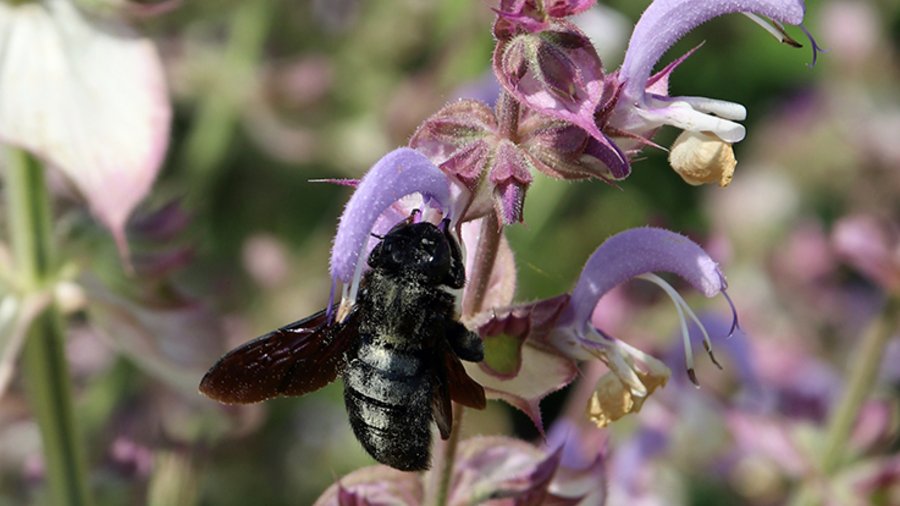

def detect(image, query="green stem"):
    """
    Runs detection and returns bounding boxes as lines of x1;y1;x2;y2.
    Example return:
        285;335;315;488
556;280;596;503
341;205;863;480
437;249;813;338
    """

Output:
6;149;92;506
180;0;273;189
148;451;198;506
427;406;465;506
790;295;900;506
820;295;900;472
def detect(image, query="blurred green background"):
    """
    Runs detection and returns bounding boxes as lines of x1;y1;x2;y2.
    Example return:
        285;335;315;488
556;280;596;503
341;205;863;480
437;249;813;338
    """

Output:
3;0;900;504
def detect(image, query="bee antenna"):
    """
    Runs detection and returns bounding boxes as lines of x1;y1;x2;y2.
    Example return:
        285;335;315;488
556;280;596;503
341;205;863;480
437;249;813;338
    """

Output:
398;208;422;225
371;233;384;240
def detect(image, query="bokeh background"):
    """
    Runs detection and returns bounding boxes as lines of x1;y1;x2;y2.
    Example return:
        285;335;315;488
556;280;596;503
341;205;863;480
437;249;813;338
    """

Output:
2;0;899;504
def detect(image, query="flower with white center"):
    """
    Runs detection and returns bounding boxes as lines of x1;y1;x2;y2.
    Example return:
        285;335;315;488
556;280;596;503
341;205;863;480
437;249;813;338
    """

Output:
491;0;818;185
611;0;814;147
476;227;738;429
328;148;453;316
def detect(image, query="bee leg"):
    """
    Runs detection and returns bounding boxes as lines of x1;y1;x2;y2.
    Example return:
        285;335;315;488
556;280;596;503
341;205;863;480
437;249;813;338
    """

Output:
446;321;483;362
441;219;466;289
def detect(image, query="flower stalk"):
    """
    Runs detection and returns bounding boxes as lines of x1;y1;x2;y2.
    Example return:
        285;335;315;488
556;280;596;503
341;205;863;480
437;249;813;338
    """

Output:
790;294;900;506
462;211;504;317
821;295;899;472
6;149;92;506
496;90;520;142
427;405;466;506
430;211;504;506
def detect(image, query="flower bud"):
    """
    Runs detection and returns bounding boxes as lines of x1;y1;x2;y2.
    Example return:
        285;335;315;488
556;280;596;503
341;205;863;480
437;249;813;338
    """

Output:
494;23;604;123
489;140;533;224
493;0;597;39
493;0;549;39
519;113;630;182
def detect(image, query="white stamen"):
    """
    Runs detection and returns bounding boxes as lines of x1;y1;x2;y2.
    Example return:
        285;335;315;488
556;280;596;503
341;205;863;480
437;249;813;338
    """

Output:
742;13;803;48
638;273;699;386
635;101;746;143
347;239;370;307
648;95;747;121
639;273;722;368
615;335;668;366
335;283;353;323
583;329;649;397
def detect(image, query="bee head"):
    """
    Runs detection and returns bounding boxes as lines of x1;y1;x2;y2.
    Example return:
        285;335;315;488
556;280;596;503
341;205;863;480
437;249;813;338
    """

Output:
368;221;463;287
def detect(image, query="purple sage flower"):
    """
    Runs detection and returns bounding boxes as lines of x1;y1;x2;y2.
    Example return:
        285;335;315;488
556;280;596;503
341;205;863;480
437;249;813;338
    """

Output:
314;429;607;505
329;148;452;314
327;147;519;323
611;0;811;144
491;0;817;186
832;214;900;293
476;227;737;429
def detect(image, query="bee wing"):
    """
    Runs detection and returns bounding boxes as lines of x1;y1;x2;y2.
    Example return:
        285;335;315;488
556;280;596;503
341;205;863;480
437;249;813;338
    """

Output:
199;308;358;404
432;344;488;440
445;351;486;410
432;364;453;440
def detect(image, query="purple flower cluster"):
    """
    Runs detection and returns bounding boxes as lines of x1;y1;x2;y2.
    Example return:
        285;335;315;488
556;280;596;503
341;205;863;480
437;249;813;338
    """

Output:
313;0;823;501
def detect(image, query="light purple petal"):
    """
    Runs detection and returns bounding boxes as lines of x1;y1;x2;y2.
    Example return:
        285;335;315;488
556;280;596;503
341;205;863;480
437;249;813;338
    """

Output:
620;0;806;101
546;0;597;18
313;465;422;506
610;427;669;492
449;436;562;505
546;419;607;471
544;419;607;504
0;0;171;257
832;214;900;291
725;412;811;477
329;148;451;283
560;227;726;329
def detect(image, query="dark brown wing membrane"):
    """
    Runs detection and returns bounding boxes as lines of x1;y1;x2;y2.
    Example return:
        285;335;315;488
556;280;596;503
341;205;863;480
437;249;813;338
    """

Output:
445;350;486;410
199;308;358;404
432;352;454;440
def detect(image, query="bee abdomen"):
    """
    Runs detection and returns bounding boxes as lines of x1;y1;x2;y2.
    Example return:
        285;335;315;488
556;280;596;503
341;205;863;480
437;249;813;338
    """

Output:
343;343;434;471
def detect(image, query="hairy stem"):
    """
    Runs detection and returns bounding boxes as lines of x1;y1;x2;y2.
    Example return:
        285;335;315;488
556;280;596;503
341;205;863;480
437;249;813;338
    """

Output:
428;405;465;506
6;149;92;506
496;90;520;143
430;66;518;506
462;211;502;317
430;210;504;505
790;295;900;506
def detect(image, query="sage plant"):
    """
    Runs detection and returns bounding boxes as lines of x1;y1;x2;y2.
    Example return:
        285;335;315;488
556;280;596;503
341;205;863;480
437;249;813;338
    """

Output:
316;0;818;503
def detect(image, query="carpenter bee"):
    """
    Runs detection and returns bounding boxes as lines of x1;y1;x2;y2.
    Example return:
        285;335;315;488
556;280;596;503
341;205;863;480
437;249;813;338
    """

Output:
199;217;486;471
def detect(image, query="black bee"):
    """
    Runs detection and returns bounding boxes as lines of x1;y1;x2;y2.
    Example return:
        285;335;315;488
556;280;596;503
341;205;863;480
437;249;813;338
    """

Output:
199;217;486;471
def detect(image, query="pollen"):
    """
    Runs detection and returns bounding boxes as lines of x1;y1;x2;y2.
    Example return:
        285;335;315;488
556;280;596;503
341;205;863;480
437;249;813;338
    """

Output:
668;130;737;187
587;368;668;428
